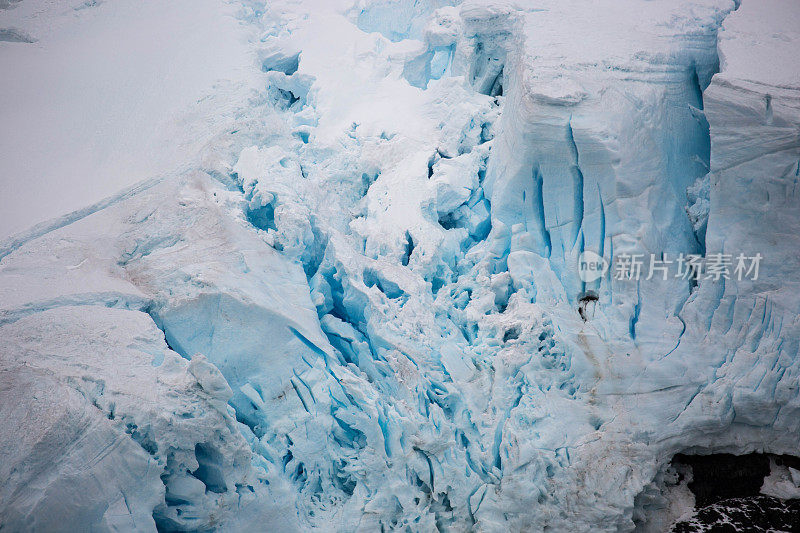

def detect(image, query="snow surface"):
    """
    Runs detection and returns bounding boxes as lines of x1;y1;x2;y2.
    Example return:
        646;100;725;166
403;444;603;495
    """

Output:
0;0;260;239
1;0;799;531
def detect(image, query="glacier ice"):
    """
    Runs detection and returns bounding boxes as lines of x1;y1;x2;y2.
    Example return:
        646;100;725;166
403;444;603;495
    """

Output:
1;0;799;531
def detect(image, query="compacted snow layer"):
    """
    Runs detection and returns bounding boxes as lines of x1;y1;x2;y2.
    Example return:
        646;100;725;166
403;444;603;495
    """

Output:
1;0;799;531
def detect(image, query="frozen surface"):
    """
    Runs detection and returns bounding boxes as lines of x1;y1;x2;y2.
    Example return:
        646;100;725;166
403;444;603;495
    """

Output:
0;0;260;239
0;307;296;531
1;0;799;531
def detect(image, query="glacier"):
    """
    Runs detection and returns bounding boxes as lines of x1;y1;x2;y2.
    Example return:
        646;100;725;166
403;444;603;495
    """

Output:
1;0;799;531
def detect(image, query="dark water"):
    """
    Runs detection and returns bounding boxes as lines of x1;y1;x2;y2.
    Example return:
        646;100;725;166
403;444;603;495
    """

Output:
673;496;800;532
670;453;800;532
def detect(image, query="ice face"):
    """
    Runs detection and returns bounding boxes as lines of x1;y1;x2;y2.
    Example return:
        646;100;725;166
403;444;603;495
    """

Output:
1;0;799;531
0;306;299;532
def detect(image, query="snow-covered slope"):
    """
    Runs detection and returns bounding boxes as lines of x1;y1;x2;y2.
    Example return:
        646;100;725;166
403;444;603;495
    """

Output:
0;0;260;239
1;0;798;531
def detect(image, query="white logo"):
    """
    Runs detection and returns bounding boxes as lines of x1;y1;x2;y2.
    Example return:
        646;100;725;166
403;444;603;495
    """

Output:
577;251;608;282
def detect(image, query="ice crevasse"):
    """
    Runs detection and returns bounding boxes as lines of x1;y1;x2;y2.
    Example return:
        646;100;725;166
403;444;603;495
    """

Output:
0;0;799;531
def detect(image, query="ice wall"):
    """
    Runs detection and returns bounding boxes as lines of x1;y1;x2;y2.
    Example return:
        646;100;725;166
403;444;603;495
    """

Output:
1;0;799;531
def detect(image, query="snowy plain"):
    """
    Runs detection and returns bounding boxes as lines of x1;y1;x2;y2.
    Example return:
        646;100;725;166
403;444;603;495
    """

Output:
1;0;799;531
0;0;260;239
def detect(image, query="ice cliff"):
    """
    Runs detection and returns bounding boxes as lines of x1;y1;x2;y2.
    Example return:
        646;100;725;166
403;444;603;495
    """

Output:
1;0;799;531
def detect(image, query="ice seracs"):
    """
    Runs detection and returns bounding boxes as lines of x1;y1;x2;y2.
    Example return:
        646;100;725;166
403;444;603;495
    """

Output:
0;306;296;531
1;0;799;531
